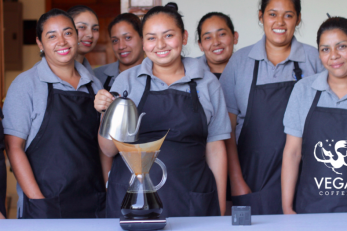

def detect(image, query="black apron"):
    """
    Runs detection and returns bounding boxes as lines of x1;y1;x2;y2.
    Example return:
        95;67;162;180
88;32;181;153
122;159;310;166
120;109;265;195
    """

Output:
296;91;347;213
104;76;112;91
0;109;6;218
22;83;106;218
106;76;220;218
231;60;302;215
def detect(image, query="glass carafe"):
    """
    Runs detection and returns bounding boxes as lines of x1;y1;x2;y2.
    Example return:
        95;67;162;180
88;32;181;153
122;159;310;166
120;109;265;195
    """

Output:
120;151;167;219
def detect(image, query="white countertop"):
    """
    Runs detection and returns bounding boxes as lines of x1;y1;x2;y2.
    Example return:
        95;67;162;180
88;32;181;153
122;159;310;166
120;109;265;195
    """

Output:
0;213;346;231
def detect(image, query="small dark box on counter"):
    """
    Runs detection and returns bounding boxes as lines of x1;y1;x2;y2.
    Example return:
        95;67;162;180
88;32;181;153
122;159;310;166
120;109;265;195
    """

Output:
232;206;251;226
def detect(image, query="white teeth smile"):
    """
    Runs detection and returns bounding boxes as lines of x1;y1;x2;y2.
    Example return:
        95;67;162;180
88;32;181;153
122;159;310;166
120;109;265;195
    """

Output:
213;49;224;53
157;51;169;55
273;29;286;33
82;42;92;44
120;52;130;55
57;49;69;54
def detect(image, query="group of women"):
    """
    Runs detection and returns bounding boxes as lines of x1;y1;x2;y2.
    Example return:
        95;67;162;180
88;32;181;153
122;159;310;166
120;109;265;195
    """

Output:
0;0;347;219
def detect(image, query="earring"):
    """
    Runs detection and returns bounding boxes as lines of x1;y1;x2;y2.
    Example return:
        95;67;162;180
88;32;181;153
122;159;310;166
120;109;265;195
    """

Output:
78;42;80;45
40;49;43;53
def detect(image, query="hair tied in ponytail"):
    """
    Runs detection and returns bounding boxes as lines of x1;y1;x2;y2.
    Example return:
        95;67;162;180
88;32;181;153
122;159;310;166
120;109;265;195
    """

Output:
165;2;178;11
164;2;183;17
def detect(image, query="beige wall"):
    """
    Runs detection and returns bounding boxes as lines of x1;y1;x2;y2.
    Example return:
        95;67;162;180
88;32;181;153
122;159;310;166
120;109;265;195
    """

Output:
4;0;45;93
5;0;45;218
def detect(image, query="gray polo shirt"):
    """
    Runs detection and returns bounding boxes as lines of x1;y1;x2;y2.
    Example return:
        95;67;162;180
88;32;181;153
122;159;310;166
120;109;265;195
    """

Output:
82;57;94;75
2;57;102;217
197;55;211;72
94;61;120;89
110;57;231;143
284;70;347;138
219;35;325;142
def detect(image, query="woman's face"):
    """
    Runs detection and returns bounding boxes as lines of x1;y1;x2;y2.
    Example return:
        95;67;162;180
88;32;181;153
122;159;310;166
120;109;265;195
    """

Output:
110;21;143;67
142;13;188;68
74;11;99;55
319;29;347;80
198;16;238;67
259;0;301;47
36;15;78;65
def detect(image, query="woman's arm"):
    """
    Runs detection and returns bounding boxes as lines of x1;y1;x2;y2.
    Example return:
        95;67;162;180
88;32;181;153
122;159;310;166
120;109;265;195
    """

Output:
99;148;113;187
5;135;44;199
225;113;251;196
0;212;4;219
206;140;227;216
281;134;302;214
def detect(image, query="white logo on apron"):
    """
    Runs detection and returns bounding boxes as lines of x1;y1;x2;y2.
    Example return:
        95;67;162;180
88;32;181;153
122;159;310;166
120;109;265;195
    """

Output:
314;140;347;175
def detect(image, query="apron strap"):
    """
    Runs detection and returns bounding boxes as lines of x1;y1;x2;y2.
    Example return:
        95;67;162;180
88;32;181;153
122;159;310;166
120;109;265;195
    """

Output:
137;76;200;113
48;82;54;94
48;82;94;95
293;62;303;81
241;60;259;130
301;91;322;153
104;76;112;91
251;60;260;88
188;80;199;112
86;82;95;95
137;75;151;112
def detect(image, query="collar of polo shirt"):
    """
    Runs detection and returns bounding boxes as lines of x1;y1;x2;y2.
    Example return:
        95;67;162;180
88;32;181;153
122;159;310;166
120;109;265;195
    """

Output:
103;61;120;78
136;57;205;83
37;57;94;87
311;70;330;92
248;35;306;63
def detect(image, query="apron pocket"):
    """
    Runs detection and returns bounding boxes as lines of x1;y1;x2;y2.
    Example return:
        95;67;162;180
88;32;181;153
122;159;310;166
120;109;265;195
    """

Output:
95;192;106;218
26;196;61;218
189;189;220;216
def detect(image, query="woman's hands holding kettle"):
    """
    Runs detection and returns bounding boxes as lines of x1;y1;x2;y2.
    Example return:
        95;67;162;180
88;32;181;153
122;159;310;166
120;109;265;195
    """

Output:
94;89;117;113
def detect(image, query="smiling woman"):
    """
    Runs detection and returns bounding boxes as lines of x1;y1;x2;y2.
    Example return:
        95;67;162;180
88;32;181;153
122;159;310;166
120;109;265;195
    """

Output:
94;13;144;91
94;3;231;218
219;0;325;215
197;12;239;78
67;5;100;74
282;16;347;214
2;9;105;219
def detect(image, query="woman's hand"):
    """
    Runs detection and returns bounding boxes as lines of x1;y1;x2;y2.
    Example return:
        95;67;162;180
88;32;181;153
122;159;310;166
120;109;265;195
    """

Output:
225;113;252;197
206;140;227;216
231;178;252;196
5;135;45;199
94;89;116;113
283;208;297;214
281;134;302;215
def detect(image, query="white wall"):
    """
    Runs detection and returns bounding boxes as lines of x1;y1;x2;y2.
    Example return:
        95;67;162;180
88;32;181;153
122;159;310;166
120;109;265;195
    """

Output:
162;0;347;57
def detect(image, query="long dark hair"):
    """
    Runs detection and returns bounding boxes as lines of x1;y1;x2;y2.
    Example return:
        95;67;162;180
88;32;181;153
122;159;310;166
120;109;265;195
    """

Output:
259;0;301;16
36;9;77;57
141;3;185;36
67;5;98;20
317;17;347;47
197;12;235;43
108;13;142;37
